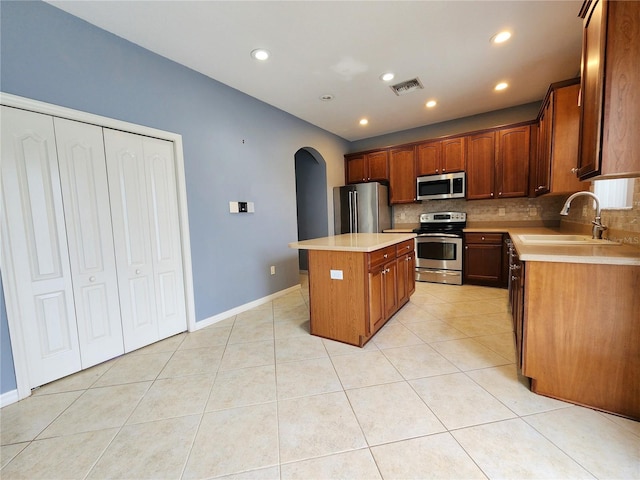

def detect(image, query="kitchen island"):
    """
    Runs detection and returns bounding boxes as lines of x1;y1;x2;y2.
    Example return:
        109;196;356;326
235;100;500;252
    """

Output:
289;233;416;346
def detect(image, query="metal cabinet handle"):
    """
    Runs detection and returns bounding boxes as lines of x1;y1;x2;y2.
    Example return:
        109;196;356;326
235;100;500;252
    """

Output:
571;167;579;173
89;276;96;282
135;269;141;274
383;253;388;258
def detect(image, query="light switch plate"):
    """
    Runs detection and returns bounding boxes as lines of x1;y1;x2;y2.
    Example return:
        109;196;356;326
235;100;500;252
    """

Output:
229;201;239;213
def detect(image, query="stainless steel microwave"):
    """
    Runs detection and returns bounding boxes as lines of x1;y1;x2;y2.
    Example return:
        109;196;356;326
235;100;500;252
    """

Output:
416;172;466;201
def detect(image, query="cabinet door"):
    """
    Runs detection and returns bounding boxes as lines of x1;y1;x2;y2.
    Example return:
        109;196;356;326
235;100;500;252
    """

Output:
382;260;398;322
1;107;81;388
535;95;553;196
578;0;606;179
442;137;466;173
345;154;366;184
396;252;415;305
366;150;389;181
497;126;530;198
368;266;385;335
406;252;415;298
416;141;442;176
464;243;503;285
389;146;416;204
54;118;125;368
551;83;585;193
466;132;495;200
597;0;640;178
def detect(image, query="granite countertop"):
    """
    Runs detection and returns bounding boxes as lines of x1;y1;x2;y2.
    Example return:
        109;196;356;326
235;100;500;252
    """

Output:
289;233;416;253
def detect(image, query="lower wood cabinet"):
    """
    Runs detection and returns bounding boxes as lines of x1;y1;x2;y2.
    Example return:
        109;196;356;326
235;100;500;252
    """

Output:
308;238;415;346
522;261;640;420
463;233;507;287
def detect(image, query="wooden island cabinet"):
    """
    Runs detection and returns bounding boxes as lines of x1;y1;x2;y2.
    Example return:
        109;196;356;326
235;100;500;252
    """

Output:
289;233;416;346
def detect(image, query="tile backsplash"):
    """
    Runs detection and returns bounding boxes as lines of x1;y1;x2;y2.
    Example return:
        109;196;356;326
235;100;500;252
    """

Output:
393;179;640;246
393;195;567;225
559;179;640;244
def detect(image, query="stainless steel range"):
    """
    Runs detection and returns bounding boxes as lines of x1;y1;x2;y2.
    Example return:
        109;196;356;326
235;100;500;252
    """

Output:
413;211;466;285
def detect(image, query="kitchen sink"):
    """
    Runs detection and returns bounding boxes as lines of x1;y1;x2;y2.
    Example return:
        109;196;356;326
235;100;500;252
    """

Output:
516;234;621;245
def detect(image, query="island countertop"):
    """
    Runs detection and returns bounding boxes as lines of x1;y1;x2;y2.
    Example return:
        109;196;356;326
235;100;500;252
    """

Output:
289;233;417;253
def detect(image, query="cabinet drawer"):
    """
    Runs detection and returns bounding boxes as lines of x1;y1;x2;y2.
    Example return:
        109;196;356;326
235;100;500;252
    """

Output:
395;239;415;256
465;233;503;244
369;245;396;269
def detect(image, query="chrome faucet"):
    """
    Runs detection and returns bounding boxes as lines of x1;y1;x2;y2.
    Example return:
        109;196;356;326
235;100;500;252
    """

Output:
559;192;608;239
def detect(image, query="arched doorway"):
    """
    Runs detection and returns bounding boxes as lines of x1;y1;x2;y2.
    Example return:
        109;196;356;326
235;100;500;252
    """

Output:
294;147;328;271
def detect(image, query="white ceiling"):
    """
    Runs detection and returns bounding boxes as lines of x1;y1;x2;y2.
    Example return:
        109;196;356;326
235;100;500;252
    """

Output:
47;1;584;141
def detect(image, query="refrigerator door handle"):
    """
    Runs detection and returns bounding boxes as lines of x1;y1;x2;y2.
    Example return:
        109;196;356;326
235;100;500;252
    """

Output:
348;191;354;233
353;190;358;233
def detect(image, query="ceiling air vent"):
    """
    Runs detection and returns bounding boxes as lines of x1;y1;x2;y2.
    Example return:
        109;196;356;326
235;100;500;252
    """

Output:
390;77;424;96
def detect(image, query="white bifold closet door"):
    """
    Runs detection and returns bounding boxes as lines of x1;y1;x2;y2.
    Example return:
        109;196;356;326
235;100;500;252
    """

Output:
1;107;82;387
2;106;187;390
104;129;186;352
53;118;125;367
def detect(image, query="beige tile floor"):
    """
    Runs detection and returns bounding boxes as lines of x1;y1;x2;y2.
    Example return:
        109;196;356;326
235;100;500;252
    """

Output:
1;275;638;479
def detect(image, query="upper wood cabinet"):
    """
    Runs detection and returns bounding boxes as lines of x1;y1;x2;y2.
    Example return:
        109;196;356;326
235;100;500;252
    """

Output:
466;131;496;200
534;80;588;196
497;125;530;198
577;0;640;180
466;125;531;200
389;146;416;204
416;136;465;176
345;149;389;184
442;137;466;173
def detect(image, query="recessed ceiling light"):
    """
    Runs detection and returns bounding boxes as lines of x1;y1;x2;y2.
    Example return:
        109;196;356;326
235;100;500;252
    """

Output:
319;94;334;101
425;100;437;108
495;82;509;91
250;49;270;61
380;72;395;82
491;31;512;44
359;118;369;126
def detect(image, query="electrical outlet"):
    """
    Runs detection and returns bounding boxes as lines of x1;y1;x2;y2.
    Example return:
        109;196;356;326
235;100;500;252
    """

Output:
270;265;276;275
529;207;537;217
498;208;506;217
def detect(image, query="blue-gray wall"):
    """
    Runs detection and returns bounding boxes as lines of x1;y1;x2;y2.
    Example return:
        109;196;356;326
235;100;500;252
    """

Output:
0;276;17;393
0;1;350;394
350;102;542;152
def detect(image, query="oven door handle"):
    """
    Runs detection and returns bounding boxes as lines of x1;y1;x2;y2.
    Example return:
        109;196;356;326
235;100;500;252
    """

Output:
417;233;462;238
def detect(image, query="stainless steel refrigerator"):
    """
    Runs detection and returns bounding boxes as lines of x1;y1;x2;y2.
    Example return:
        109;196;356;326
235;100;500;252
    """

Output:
333;182;391;234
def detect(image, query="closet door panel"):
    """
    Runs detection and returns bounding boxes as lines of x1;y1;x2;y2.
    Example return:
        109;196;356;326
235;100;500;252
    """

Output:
143;137;187;338
54;118;124;367
104;129;158;352
1;106;81;387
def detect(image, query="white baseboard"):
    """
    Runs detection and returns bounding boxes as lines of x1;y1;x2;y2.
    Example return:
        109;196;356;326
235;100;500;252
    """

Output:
1;389;19;408
192;284;302;331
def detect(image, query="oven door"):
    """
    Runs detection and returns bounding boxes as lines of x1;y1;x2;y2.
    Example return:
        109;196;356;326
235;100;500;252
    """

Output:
415;234;463;271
